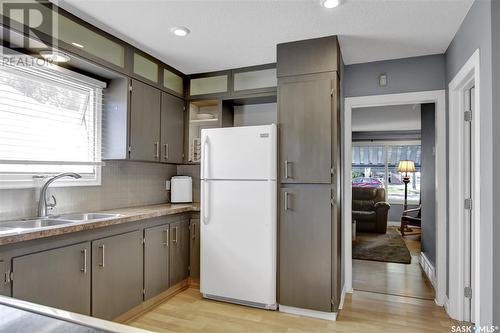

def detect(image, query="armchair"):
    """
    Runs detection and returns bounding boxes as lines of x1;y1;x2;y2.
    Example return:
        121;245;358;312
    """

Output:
400;205;422;236
352;187;390;233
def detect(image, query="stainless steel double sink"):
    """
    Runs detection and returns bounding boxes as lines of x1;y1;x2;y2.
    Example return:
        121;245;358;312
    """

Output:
0;213;122;231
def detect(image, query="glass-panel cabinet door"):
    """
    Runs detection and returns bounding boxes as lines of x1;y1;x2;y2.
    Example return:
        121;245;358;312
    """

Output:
233;68;277;91
164;69;183;95
134;53;159;83
189;75;228;96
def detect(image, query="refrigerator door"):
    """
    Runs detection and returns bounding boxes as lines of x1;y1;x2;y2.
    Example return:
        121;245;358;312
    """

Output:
201;124;277;180
200;179;276;307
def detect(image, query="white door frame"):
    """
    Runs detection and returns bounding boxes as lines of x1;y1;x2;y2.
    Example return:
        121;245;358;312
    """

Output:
448;49;490;324
343;90;447;306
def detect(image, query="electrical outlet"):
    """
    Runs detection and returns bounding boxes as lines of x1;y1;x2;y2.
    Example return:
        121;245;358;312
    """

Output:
165;180;171;191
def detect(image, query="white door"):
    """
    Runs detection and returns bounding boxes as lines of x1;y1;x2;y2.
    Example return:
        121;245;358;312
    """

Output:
201;125;277;180
200;179;276;306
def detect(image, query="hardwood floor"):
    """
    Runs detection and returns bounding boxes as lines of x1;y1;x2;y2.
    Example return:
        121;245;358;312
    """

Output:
127;287;455;333
353;226;435;300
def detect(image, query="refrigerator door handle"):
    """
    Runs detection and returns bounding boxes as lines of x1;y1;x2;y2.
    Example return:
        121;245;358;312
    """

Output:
202;136;209;179
202;180;210;225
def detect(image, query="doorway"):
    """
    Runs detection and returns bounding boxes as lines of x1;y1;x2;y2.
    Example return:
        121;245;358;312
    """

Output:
343;90;447;307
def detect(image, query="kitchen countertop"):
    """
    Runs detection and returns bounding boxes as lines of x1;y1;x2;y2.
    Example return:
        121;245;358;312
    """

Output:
0;295;151;333
0;203;199;246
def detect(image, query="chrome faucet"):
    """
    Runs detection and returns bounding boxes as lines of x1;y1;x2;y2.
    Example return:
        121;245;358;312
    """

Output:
37;172;82;218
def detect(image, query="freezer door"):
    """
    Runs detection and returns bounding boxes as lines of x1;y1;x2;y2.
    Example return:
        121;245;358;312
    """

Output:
201;124;277;180
200;179;277;306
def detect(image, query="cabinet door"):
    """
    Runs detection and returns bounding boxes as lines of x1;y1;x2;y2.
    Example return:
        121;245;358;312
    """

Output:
130;79;161;161
278;73;333;183
92;231;143;320
0;259;9;296
279;186;332;312
144;224;170;300
161;92;184;163
189;218;200;278
169;219;190;286
12;242;91;315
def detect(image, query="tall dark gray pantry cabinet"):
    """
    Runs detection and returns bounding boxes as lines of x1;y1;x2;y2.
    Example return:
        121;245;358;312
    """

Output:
277;36;342;313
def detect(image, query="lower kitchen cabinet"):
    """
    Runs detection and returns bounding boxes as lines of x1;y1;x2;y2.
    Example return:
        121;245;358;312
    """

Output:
169;219;190;286
92;230;143;320
0;259;9;296
189;218;200;278
12;242;91;315
144;224;170;300
279;186;333;312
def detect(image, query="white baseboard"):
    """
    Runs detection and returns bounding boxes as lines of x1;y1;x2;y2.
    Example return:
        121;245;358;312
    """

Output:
420;252;436;287
444;296;451;316
338;285;346;310
279;305;337;321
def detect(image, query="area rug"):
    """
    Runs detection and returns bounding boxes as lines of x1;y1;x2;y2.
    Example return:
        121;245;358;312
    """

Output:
352;228;412;264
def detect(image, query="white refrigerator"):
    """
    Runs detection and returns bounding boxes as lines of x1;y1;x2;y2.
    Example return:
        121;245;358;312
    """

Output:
200;124;277;310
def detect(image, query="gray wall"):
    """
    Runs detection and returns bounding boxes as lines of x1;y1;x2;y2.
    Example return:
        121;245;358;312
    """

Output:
420;103;436;265
491;0;500;326
0;161;176;221
344;54;445;97
444;0;494;325
233;103;277;127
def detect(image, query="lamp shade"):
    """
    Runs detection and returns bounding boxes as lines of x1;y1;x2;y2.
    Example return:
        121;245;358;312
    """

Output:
397;160;416;173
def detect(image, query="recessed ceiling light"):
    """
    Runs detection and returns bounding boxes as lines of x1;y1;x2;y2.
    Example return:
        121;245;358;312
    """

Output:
322;0;340;8
170;26;190;37
71;42;84;48
39;50;71;63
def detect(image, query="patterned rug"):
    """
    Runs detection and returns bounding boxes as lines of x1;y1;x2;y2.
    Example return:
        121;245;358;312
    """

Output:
352;228;412;264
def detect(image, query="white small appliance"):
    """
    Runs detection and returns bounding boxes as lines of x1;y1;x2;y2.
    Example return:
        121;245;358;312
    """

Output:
170;176;193;203
200;124;277;310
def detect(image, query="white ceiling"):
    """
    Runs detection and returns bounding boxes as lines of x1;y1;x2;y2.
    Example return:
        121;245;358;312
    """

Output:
352;104;421;132
56;0;473;74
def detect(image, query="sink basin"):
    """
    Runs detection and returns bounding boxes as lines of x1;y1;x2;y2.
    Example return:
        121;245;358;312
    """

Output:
0;219;73;229
54;213;122;222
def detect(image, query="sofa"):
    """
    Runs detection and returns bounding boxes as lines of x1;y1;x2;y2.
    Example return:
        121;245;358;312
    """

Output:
352;187;390;233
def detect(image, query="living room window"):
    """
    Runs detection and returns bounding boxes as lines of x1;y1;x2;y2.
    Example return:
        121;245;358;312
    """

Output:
0;56;106;188
352;142;421;204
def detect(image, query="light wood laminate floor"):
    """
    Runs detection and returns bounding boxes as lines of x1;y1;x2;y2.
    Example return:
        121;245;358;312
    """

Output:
128;287;455;333
353;226;435;300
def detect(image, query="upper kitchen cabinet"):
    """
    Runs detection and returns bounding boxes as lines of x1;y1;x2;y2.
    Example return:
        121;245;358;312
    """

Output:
233;65;277;94
164;69;184;96
277;36;341;78
279;72;335;184
133;52;159;83
129;79;162;162
161;92;185;164
189;73;229;98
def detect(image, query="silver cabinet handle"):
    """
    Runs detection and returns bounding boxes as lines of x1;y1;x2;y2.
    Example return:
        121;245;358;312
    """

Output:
172;227;178;244
81;248;87;273
163;229;169;246
163;144;169;161
284;160;291;179
154;142;160;159
284;191;289;211
98;245;105;268
192;223;196;240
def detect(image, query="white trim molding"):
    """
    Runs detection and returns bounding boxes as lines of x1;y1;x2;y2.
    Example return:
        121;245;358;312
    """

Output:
343;90;447;307
420;252;436;288
448;49;492;326
278;305;337;321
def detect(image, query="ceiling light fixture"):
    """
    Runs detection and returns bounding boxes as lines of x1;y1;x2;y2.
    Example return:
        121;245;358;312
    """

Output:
322;0;340;8
39;50;71;63
71;42;84;48
170;26;190;37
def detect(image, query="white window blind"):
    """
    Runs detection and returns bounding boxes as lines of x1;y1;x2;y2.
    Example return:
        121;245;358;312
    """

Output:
0;58;106;188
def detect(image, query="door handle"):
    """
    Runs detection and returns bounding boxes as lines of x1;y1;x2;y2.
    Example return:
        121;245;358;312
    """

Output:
81;248;87;273
284;191;289;211
284;160;291;179
192;223;196;240
154;141;160;159
172;227;178;244
164;143;169;161
98;245;105;268
163;229;169;246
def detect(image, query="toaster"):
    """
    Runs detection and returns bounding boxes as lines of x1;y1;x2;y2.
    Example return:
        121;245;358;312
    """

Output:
171;176;193;203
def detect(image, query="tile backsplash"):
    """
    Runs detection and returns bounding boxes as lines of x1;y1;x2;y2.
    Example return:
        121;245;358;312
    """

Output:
0;161;177;221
